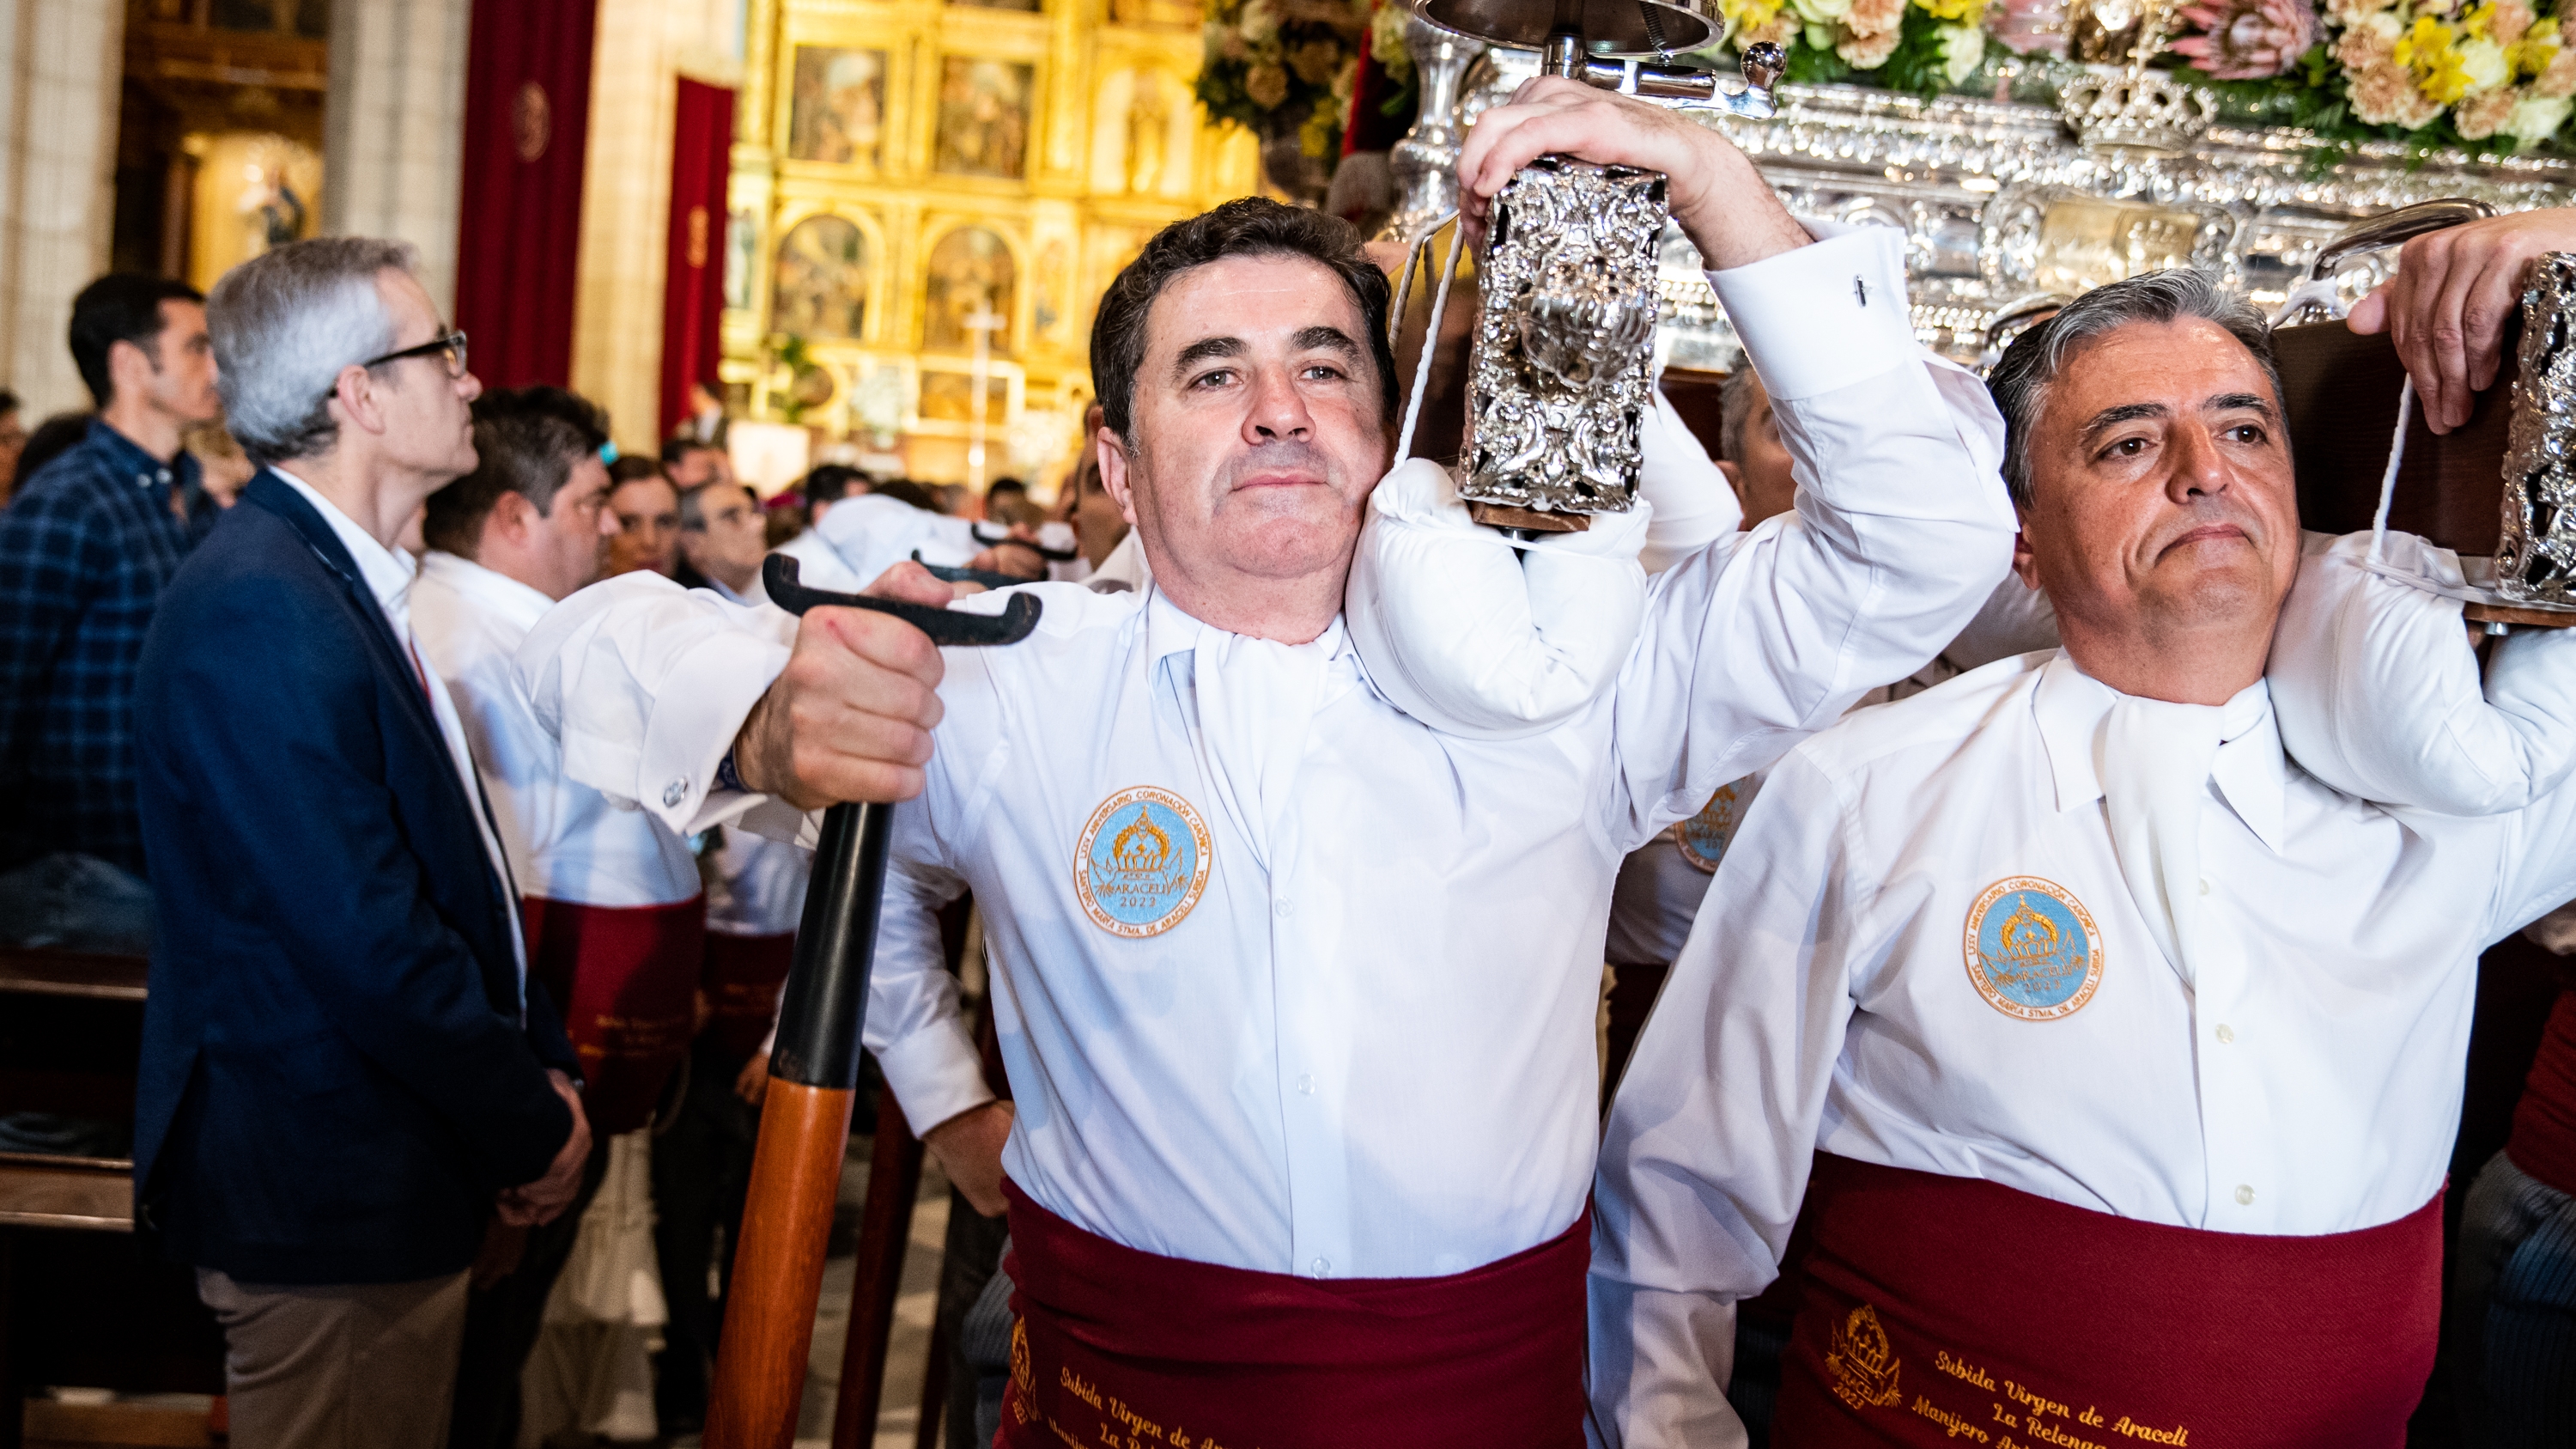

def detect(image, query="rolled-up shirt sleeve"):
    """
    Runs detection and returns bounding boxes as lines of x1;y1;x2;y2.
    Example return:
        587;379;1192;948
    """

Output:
1589;746;1865;1446
1607;223;2015;843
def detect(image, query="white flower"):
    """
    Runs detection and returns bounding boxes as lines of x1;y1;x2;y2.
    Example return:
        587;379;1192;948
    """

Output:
2459;35;2513;91
1790;0;1854;24
2506;91;2573;138
1242;0;1279;43
1941;21;1989;82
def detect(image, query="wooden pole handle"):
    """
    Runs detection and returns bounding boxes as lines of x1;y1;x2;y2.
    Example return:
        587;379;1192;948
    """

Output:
704;1081;856;1449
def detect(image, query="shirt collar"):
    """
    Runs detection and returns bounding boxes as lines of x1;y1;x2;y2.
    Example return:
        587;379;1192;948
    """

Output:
268;464;416;621
84;417;199;491
2032;649;2287;854
1142;582;1351;665
419;549;552;631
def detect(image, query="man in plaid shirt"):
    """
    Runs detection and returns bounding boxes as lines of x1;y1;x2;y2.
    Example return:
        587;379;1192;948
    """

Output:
0;273;222;949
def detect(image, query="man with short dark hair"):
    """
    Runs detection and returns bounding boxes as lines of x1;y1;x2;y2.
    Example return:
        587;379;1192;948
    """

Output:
412;387;702;1449
677;478;769;603
523;88;2011;1442
1589;265;2576;1446
0;274;220;948
135;238;590;1449
661;435;730;490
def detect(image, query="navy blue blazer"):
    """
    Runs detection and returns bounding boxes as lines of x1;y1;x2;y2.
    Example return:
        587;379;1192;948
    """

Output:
133;470;577;1286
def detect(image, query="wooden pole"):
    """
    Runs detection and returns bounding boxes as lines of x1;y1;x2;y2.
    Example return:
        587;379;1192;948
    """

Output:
829;1087;926;1449
705;557;1040;1449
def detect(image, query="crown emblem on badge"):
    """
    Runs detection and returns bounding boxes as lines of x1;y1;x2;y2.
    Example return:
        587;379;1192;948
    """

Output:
1996;895;2063;965
1826;1303;1903;1409
1111;812;1172;874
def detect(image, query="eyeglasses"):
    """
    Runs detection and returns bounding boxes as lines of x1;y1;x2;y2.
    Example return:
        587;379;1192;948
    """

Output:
320;331;469;399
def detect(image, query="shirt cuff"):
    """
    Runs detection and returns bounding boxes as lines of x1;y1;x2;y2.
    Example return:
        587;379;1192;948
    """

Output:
1706;220;1917;403
876;1017;998;1136
633;631;793;835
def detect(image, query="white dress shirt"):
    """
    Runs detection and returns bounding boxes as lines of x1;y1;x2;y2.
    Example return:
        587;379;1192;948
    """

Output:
268;468;529;987
410;551;700;908
1588;643;2576;1446
1605;575;2059;968
517;228;2016;1282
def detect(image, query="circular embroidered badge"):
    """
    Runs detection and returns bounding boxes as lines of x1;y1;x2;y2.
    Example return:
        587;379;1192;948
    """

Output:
1073;786;1213;939
1673;778;1748;874
1962;876;2104;1021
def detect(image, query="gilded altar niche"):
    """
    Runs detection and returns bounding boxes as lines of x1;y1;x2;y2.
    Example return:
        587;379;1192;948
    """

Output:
728;0;1260;488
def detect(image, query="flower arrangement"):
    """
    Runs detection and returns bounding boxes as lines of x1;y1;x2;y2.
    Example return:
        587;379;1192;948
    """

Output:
2185;0;2576;148
1714;0;2576;149
1197;0;1369;162
1720;0;2009;95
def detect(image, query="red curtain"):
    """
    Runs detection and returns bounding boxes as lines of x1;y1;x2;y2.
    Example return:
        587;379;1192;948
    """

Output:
660;78;735;440
453;0;598;389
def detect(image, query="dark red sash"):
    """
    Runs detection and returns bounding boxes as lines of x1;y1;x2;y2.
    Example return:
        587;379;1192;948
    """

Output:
699;928;794;1062
1778;1153;2441;1449
521;894;705;1136
997;1180;1587;1449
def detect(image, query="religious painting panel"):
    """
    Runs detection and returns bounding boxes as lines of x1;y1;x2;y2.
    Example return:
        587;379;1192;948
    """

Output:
724;204;758;312
923;226;1018;356
772;214;870;340
950;0;1042;11
919;370;1013;423
1033;237;1074;344
933;59;1035;180
1089;70;1192;198
185;131;324;295
787;46;887;166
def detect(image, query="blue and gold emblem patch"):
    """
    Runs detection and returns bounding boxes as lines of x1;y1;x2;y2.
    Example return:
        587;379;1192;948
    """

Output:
1673;778;1748;874
1962;876;2103;1021
1073;786;1212;939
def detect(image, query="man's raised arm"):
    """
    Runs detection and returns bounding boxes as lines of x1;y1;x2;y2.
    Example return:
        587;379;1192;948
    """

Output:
1455;83;2016;835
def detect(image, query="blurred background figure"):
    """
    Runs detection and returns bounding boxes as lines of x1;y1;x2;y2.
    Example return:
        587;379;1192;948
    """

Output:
605;459;682;578
1055;401;1129;570
185;421;257;509
660;436;731;490
0;390;22;502
674;377;728;447
675;478;769;601
0;273;220;953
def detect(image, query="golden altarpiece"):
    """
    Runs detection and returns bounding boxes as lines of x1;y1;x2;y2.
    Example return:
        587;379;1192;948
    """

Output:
725;0;1261;484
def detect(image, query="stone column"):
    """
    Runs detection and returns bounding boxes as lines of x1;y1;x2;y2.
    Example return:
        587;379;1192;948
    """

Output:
570;0;740;455
0;0;125;416
324;0;472;316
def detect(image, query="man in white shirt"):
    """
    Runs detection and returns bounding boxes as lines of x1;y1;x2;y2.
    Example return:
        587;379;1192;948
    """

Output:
518;83;2014;1445
138;237;590;1449
411;387;704;1447
1589;265;2576;1448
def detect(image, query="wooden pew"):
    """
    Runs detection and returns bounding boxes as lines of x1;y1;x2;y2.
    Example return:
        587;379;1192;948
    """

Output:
0;948;221;1449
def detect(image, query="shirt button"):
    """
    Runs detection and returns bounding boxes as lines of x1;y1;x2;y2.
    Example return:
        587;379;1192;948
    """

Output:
2234;1184;2256;1206
2215;1024;2235;1044
1310;1257;1330;1276
662;779;689;808
1296;1074;1315;1095
1274;899;1296;916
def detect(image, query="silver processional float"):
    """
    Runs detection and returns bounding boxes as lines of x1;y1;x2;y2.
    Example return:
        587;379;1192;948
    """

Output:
1384;0;1784;532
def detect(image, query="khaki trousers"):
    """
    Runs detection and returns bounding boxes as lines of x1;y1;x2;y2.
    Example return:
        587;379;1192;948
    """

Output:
197;1268;471;1449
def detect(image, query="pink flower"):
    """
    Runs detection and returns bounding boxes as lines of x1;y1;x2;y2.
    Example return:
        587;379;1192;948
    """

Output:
2170;0;2320;77
1990;0;2070;55
2488;0;2533;45
1838;21;1904;64
1847;0;1905;38
2455;85;2518;136
2348;58;2446;124
2540;46;2576;97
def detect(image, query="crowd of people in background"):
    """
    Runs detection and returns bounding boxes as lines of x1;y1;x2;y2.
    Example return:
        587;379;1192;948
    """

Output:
0;251;1133;1449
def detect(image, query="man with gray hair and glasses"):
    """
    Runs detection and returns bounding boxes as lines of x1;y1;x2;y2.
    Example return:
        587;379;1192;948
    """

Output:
1589;265;2576;1448
131;238;590;1449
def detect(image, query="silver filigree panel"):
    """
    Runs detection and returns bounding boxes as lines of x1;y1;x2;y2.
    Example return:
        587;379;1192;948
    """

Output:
1463;158;1668;515
2500;253;2576;602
